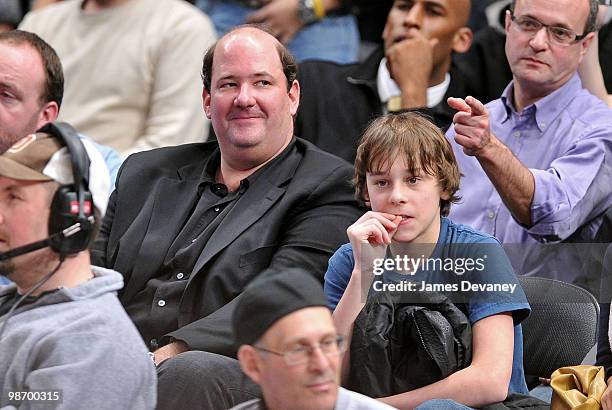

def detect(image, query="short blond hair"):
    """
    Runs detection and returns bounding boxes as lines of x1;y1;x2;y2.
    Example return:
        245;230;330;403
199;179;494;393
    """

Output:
353;112;461;216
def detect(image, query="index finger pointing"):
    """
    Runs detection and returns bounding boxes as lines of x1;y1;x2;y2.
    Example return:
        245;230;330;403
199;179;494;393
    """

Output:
447;97;471;113
465;96;487;116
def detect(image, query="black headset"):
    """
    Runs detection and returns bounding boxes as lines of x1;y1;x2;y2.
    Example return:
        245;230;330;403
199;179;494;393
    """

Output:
37;122;95;256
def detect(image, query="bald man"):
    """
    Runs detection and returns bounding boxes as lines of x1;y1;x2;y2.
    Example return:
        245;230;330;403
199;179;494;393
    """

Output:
91;25;362;409
295;0;473;162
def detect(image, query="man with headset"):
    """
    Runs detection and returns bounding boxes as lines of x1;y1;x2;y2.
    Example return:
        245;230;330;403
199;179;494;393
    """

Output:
0;29;121;285
0;125;156;409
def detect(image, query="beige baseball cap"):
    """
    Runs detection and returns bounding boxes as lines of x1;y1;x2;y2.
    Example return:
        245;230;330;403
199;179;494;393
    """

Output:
0;132;110;215
0;133;67;182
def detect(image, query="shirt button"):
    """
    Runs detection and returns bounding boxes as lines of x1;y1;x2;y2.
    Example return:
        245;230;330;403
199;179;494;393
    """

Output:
488;211;495;219
176;273;184;280
513;131;521;138
214;207;220;212
157;299;166;307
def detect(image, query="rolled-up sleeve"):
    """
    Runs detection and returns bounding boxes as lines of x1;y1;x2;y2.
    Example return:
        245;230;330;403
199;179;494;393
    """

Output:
528;128;612;241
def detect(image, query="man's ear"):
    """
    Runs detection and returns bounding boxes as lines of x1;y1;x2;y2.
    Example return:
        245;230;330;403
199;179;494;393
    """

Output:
237;345;263;384
452;27;473;54
504;10;512;34
288;80;300;117
36;101;59;129
202;88;212;119
578;32;596;62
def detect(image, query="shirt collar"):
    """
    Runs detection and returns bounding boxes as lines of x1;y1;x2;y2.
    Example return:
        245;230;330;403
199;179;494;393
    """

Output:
500;74;583;131
198;148;248;197
376;58;451;108
198;138;298;195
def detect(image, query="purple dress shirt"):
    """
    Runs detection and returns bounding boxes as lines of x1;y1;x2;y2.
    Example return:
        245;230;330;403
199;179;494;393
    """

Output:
447;74;612;282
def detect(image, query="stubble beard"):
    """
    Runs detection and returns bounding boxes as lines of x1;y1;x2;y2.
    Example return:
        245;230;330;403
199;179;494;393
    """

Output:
0;248;58;287
0;131;22;154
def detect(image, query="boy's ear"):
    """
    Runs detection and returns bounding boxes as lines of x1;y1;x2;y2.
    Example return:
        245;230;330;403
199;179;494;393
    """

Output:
440;189;451;201
363;189;371;207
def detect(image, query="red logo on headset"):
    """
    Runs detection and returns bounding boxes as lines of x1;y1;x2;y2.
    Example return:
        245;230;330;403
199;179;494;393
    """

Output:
70;201;92;215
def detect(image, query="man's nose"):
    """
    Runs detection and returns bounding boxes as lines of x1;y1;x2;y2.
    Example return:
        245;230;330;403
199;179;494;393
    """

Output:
307;345;331;372
403;4;424;29
529;26;549;51
234;83;255;107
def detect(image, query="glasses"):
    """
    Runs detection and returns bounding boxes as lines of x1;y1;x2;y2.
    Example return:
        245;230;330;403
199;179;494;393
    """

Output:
255;335;347;366
510;13;588;46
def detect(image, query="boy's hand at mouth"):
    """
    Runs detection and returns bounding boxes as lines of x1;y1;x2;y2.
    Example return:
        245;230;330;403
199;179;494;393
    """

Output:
347;212;402;274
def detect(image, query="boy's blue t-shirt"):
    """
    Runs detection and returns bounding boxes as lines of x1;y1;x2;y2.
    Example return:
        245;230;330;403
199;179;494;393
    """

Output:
324;217;531;395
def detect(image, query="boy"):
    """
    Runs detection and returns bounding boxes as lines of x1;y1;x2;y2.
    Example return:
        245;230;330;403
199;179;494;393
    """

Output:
325;112;530;409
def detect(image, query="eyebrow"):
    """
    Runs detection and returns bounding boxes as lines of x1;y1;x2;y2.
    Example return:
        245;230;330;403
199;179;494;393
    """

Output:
368;168;423;177
216;71;274;82
1;183;20;195
520;13;574;30
399;0;447;9
282;333;336;347
424;0;447;9
368;171;390;177
0;80;20;94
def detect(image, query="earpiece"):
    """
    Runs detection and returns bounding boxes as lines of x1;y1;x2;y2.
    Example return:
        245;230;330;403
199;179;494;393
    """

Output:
37;122;95;256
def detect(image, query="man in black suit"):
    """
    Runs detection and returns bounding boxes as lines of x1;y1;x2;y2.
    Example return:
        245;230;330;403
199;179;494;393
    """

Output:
296;0;473;163
91;25;362;408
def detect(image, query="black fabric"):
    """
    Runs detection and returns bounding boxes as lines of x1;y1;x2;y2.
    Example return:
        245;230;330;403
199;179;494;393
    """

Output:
91;138;363;357
595;220;612;379
600;21;612;93
344;0;393;44
347;290;472;397
296;47;471;163
597;299;612;380
519;277;599;379
570;206;612;298
156;351;260;410
233;270;329;346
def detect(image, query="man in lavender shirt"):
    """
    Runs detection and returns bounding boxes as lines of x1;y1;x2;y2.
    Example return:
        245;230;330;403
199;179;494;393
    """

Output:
445;0;612;287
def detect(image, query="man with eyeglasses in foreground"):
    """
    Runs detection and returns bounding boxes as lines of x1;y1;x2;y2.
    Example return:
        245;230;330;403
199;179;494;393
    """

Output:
230;271;396;410
445;0;612;289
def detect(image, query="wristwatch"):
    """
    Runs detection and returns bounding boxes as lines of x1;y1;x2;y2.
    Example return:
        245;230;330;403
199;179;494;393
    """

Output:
298;0;318;25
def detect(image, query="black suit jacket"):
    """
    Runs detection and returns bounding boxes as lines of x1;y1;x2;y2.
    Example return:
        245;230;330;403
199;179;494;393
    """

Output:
91;138;363;357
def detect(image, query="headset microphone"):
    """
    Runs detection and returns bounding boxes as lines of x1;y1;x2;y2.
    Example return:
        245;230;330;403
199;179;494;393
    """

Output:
0;217;94;262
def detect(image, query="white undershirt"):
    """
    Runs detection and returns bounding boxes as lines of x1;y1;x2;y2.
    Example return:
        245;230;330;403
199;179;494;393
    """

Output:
377;58;451;109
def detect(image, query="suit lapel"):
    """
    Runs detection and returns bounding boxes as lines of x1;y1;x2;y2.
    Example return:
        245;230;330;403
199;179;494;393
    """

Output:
189;144;302;279
189;178;285;278
122;166;201;303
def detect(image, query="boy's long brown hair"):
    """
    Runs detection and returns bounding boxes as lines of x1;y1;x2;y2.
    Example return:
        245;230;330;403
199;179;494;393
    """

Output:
353;112;461;217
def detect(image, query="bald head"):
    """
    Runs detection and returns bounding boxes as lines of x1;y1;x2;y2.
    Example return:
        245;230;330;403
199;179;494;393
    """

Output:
201;26;297;93
511;0;599;35
451;0;471;28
